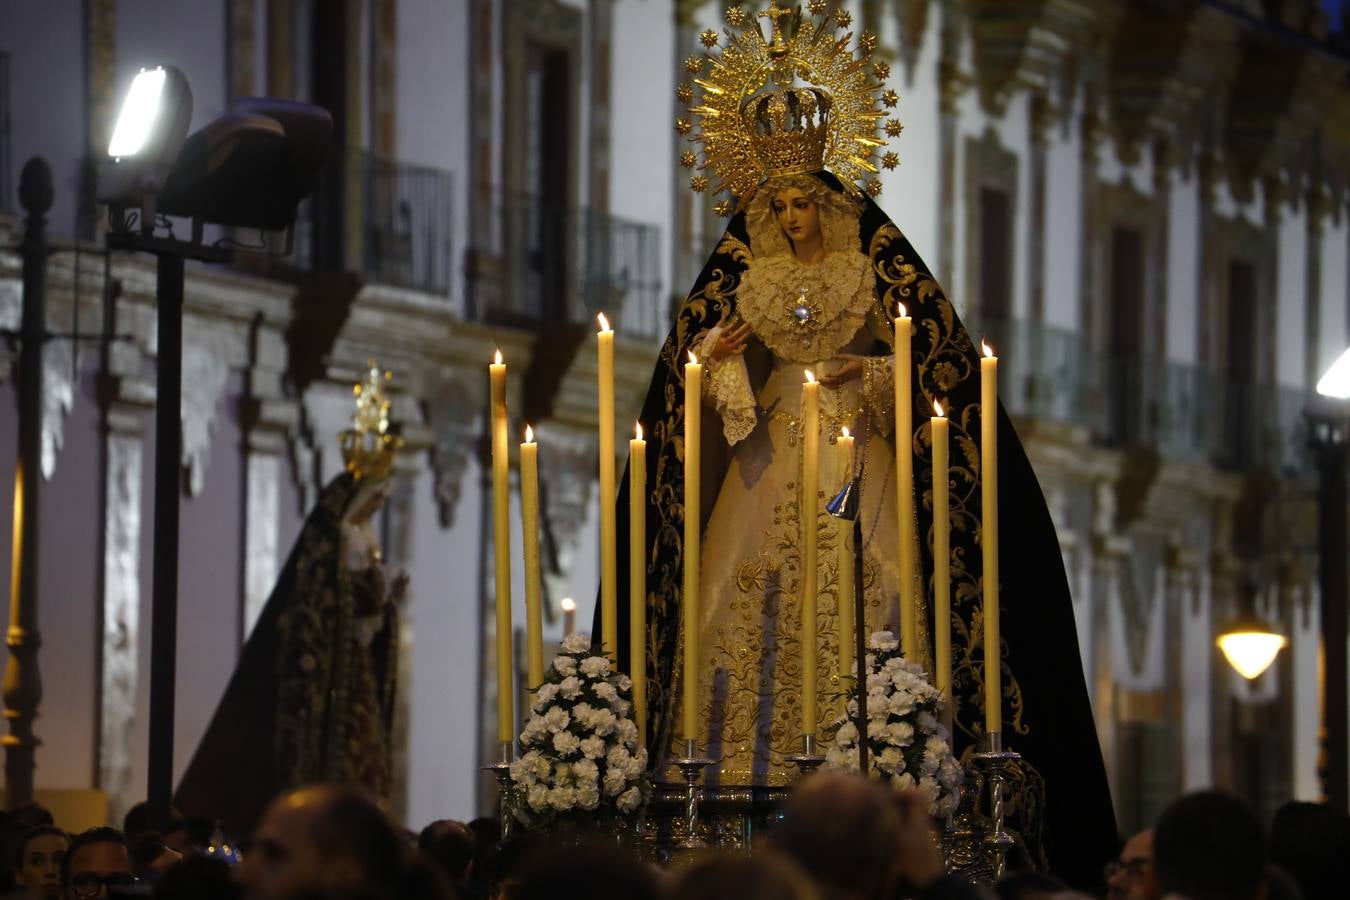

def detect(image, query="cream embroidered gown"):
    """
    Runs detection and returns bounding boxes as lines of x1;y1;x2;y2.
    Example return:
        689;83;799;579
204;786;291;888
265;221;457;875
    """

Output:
692;248;912;786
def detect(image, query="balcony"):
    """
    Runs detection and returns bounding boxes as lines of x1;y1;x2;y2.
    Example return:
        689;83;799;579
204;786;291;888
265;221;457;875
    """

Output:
465;188;665;340
357;153;453;296
979;317;1314;474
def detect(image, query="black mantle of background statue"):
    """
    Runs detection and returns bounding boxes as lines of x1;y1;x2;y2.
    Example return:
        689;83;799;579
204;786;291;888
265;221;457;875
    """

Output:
596;170;1117;889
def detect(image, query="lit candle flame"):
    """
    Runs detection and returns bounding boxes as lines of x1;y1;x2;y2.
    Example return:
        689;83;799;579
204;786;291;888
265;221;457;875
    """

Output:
494;348;503;365
560;597;576;612
841;425;850;438
524;424;534;443
597;312;611;332
688;350;699;365
933;399;944;417
805;369;816;384
897;302;907;318
981;339;994;359
635;421;644;441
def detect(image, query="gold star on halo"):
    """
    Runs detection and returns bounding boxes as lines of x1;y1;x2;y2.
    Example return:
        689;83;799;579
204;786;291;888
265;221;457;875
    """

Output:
676;83;694;103
680;150;698;168
873;61;891;80
882;151;900;170
885;118;904;137
866;179;883;197
675;118;693;135
700;28;719;48
685;55;703;74
882;89;900;108
713;199;733;217
725;5;746;26
834;9;853;28
808;0;827;15
859;32;878;53
691;175;710;192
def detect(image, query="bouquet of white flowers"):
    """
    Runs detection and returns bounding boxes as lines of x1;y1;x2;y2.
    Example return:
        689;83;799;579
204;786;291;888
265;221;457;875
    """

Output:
509;632;648;830
825;630;963;817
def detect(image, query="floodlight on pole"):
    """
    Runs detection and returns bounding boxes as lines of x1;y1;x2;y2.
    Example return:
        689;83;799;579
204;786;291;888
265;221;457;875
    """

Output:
1318;348;1350;399
99;66;193;233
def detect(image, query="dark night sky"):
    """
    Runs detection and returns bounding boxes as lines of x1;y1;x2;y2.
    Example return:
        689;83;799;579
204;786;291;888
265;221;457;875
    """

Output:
1325;0;1347;29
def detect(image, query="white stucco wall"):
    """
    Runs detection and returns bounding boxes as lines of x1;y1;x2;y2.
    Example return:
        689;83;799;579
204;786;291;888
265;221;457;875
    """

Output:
1275;208;1307;388
1320;217;1349;374
1166;170;1201;364
1041;109;1083;331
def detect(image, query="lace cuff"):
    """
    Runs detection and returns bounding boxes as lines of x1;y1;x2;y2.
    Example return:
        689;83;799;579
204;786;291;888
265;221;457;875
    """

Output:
698;328;757;445
863;355;895;436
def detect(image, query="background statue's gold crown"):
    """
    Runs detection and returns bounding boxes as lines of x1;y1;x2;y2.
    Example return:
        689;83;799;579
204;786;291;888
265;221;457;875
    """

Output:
339;361;403;480
742;87;831;177
678;1;902;215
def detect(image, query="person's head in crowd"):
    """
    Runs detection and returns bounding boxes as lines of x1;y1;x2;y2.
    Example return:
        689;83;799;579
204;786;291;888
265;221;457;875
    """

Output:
60;827;135;900
1269;800;1350;900
151;855;239;900
15;825;69;900
416;821;475;890
998;869;1069;900
239;786;406;900
507;838;659;900
1154;791;1266;900
11;806;54;832
162;819;213;858
1106;829;1158;900
772;773;904;900
1261;864;1303;900
463;818;501;899
476;832;541;900
129;832;181;881
667;849;818;900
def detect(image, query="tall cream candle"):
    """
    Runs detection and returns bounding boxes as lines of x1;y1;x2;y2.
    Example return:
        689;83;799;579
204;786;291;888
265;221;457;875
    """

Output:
521;425;543;690
490;350;514;745
561;597;576;637
801;370;820;738
597;314;617;660
980;341;1001;735
629;421;648;745
836;426;855;678
682;352;702;743
894;306;918;661
931;402;951;737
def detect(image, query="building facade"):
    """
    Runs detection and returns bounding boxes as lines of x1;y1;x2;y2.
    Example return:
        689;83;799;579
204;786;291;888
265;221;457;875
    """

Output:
0;0;1346;836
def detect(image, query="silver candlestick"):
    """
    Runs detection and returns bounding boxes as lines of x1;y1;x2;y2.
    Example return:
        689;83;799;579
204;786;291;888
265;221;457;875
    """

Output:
971;731;1019;880
674;738;715;848
483;741;515;840
785;733;826;778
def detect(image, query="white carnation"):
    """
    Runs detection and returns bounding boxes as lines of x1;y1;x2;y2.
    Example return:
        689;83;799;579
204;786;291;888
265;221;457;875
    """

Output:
894;772;916;791
554;655;578;676
561;632;592;653
885;721;914;747
606;745;630;771
580;656;611;678
870;631;899;651
836;721;858;745
887;691;916;716
534;683;559;707
593;681;619;705
579;735;606;759
572;758;599;784
527;783;549;811
603;769;627;796
615;674;632;691
542;706;570;733
617;786;642;813
577;785;601;809
548;785;577;810
917;711;939;732
617;718;639;745
559;675;583;700
878;747;904;773
552;731;581;756
591;708;618;736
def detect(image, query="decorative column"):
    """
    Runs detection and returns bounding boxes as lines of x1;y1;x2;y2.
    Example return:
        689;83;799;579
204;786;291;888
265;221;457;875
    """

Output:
4;159;52;806
97;383;154;828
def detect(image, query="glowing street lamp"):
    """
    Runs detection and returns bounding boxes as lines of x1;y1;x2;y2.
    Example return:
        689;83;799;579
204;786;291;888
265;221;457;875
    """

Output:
1216;613;1287;680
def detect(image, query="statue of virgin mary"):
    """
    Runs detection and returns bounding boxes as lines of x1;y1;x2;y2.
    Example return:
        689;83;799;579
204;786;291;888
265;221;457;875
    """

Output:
608;4;1118;888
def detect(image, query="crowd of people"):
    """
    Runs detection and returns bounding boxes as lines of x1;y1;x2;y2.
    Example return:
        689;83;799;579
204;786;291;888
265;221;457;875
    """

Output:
0;774;1344;900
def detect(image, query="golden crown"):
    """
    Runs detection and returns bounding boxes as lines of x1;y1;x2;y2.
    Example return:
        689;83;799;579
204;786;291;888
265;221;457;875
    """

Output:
339;361;403;481
679;1;902;215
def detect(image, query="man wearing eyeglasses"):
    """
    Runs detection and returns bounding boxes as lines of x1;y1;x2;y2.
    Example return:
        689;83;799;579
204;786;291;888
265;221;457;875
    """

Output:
60;828;138;899
1106;828;1158;900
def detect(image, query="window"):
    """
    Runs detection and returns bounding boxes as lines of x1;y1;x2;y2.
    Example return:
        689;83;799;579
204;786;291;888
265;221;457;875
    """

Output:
978;187;1012;325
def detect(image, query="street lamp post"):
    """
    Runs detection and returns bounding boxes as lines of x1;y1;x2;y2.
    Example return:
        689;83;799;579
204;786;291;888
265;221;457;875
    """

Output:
1309;350;1350;813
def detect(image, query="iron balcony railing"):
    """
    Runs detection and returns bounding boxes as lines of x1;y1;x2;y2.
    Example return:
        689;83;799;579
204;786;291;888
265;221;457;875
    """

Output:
357;152;453;296
977;316;1315;474
465;188;664;340
1;52;11;213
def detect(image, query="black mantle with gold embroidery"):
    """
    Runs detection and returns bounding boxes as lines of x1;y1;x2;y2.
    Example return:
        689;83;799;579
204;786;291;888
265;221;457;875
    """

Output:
606;171;1116;887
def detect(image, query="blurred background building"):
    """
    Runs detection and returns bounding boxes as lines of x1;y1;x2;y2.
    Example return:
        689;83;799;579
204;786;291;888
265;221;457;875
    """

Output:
1;0;1349;838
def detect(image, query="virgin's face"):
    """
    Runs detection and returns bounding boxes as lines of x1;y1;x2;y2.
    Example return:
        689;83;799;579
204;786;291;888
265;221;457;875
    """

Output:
17;834;66;900
772;188;821;246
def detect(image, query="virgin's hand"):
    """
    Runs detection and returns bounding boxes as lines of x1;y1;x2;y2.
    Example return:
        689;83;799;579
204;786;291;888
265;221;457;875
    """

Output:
818;354;864;387
710;321;754;361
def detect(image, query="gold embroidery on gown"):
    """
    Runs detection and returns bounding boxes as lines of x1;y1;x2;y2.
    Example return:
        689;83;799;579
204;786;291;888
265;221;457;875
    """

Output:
683;249;927;785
